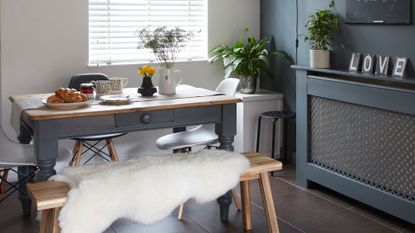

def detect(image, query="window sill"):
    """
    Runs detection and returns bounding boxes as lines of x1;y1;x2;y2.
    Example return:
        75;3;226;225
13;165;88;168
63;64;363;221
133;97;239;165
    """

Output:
87;58;209;68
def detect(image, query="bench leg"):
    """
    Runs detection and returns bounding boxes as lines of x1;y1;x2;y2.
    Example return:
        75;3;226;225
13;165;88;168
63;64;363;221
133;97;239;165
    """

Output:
259;173;279;233
240;181;252;231
40;208;61;233
231;189;241;210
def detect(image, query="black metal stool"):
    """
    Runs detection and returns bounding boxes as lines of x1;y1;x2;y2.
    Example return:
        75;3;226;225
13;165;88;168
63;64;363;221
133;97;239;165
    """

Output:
256;111;296;166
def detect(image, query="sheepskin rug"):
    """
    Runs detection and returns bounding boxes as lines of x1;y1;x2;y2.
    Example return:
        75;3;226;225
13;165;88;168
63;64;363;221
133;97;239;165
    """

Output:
51;150;249;233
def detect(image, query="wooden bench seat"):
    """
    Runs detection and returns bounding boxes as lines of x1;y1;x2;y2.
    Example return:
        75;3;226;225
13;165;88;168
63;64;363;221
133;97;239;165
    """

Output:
27;152;282;233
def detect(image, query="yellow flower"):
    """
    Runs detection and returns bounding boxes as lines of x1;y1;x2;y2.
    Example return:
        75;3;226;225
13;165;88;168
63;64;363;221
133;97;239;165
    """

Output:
139;66;148;76
146;66;156;76
139;65;156;77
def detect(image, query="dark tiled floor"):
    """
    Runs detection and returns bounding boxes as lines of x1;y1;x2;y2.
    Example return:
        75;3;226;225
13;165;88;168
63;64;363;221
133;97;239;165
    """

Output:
1;167;414;233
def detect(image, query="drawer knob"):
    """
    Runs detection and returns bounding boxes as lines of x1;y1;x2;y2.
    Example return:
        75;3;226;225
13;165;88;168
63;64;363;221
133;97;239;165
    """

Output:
141;113;152;124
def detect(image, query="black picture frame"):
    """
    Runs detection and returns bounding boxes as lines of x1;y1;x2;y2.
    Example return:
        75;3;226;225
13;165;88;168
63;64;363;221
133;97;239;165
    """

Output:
346;0;412;25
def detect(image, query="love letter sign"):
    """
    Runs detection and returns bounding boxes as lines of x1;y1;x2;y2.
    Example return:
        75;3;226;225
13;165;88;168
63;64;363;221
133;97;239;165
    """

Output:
349;53;408;77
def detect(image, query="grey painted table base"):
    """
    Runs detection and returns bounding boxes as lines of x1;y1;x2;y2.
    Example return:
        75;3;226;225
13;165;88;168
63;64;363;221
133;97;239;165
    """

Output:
18;104;237;222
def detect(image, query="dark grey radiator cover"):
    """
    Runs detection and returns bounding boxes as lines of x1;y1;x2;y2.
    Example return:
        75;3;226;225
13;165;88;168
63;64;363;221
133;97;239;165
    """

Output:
293;65;415;224
309;96;415;202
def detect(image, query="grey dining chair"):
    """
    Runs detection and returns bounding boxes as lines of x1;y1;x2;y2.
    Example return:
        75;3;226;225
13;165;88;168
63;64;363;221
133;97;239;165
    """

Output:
68;73;126;166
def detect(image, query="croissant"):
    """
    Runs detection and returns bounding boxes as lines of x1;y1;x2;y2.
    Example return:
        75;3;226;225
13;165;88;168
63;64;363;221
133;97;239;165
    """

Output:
53;88;87;103
80;93;88;102
47;95;64;104
54;88;67;99
65;91;82;103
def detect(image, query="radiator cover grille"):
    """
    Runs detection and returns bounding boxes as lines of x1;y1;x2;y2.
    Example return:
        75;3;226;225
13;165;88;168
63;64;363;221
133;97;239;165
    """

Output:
309;96;415;202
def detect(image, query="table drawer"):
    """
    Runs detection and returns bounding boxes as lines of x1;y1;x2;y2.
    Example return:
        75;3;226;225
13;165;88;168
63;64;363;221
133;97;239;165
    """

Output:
115;110;174;127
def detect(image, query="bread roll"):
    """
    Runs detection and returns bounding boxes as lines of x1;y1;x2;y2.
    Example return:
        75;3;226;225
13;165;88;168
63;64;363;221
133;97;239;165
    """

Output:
53;88;87;103
47;95;64;103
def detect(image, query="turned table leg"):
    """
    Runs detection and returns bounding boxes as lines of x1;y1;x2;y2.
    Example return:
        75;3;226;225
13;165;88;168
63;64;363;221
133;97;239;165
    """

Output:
215;104;237;222
17;121;34;216
33;121;58;181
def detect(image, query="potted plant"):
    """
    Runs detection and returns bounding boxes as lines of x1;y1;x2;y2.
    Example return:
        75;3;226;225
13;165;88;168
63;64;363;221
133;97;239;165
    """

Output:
209;28;291;94
304;1;338;69
137;26;191;94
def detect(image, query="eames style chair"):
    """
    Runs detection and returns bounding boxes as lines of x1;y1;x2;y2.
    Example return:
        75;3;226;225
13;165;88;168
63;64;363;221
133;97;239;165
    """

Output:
67;73;126;166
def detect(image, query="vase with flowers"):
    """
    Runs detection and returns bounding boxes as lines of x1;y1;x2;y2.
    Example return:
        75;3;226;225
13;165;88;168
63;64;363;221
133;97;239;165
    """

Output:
137;65;157;97
137;26;191;95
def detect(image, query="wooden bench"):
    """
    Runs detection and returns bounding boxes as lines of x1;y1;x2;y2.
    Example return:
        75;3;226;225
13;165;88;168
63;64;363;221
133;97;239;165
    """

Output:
27;181;69;233
240;152;282;233
27;152;282;233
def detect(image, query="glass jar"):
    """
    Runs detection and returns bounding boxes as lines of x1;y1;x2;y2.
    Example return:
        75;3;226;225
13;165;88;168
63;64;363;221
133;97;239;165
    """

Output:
80;83;95;100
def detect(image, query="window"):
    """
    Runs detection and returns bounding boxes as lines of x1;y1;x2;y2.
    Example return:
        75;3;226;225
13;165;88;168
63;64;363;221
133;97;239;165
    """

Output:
89;0;207;66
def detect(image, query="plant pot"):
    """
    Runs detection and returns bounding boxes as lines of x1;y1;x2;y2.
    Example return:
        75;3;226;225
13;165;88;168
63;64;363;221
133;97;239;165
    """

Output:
138;76;157;97
310;49;330;69
239;76;257;94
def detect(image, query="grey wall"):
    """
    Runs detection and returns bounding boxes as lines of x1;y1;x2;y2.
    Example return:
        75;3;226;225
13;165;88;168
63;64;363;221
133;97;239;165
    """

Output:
260;0;415;160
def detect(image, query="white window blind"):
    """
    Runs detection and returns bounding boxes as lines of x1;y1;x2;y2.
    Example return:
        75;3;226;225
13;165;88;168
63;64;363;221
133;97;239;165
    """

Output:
89;0;207;66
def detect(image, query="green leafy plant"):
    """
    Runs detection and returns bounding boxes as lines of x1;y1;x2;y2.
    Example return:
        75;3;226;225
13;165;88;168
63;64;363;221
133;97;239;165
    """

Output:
209;28;292;79
304;1;338;50
137;26;192;69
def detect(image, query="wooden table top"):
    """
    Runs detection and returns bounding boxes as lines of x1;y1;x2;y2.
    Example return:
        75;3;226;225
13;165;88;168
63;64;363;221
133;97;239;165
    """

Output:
10;88;241;121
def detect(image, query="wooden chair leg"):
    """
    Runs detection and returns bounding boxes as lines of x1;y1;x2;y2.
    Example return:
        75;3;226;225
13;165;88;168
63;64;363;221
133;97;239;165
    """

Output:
40;208;61;233
106;139;119;161
177;203;184;220
69;141;80;166
240;181;252;231
258;173;279;233
69;141;83;167
0;169;10;200
232;188;241;210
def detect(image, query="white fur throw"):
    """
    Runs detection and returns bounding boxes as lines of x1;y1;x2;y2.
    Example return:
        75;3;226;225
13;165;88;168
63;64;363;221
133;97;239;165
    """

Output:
50;150;249;233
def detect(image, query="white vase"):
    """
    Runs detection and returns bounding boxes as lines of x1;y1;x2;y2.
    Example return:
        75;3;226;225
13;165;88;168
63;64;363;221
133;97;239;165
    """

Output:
310;49;330;69
158;69;183;95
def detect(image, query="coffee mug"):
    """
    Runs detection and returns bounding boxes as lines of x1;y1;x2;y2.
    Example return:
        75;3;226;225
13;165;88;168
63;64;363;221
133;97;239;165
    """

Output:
109;77;129;94
158;69;183;95
91;80;111;98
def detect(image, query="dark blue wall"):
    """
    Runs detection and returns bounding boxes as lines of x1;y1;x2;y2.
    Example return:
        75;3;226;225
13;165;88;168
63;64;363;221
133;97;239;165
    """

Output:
261;0;415;160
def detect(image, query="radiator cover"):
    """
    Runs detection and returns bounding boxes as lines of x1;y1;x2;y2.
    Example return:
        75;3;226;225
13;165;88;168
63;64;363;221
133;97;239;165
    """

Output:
309;96;415;202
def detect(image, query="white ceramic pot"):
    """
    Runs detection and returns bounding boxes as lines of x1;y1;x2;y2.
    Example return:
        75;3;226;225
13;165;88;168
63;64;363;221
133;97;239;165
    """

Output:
310;49;330;69
158;69;183;95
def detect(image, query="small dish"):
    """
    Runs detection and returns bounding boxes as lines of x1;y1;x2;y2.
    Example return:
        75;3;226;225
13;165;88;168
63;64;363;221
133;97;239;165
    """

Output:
42;99;91;110
100;94;135;105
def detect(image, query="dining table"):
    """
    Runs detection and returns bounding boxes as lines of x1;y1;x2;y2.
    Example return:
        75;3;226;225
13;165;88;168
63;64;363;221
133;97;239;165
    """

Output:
9;86;241;222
